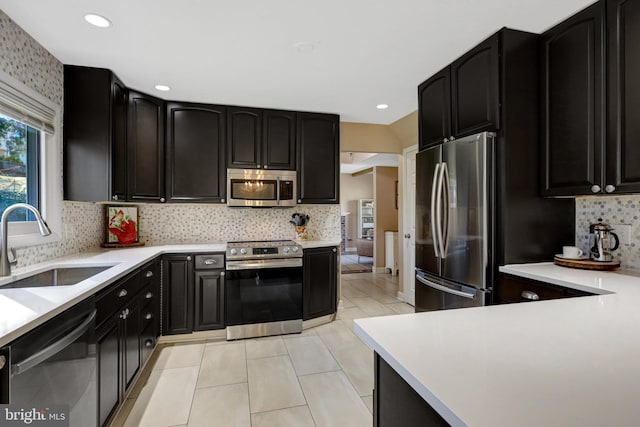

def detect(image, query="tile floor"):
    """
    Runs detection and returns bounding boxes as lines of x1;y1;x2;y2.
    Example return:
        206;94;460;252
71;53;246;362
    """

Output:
340;254;374;274
115;272;414;427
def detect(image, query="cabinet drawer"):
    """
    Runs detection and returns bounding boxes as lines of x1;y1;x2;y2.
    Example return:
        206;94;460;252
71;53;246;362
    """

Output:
140;322;156;365
195;254;224;270
96;272;142;326
496;274;564;303
140;260;160;287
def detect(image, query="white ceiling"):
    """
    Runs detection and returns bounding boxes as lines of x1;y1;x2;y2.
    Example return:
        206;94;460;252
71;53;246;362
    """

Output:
340;152;399;174
0;0;595;124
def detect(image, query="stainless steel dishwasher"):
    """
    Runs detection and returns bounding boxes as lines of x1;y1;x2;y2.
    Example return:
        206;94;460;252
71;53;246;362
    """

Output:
0;296;97;427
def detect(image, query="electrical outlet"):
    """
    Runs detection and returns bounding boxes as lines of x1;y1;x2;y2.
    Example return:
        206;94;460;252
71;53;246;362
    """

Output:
613;223;631;245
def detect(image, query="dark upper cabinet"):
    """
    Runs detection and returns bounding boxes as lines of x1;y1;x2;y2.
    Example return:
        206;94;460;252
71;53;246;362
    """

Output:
194;270;225;331
418;33;499;150
297;112;340;204
303;246;338;320
127;90;165;202
451;33;500;137
63;65;127;201
263;109;296;170
166;102;226;203
162;254;194;335
227;107;262;169
606;0;640;193
418;67;451;150
541;2;605;196
227;108;296;170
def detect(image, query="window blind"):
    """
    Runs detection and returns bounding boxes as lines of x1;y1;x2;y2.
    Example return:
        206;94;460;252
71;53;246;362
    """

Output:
0;79;55;134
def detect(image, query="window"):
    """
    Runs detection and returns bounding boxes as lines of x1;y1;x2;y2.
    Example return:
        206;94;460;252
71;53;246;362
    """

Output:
0;114;40;221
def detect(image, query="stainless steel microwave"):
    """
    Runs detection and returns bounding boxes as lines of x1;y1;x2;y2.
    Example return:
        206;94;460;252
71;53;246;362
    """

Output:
227;169;297;207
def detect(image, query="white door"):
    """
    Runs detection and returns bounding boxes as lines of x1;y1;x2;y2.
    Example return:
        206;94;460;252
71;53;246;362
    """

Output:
402;145;418;306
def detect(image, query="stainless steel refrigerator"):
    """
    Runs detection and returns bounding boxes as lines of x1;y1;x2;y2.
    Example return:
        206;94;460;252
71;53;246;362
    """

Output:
415;132;494;311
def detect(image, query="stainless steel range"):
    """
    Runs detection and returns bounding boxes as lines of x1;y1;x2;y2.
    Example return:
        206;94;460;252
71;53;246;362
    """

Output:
225;240;303;340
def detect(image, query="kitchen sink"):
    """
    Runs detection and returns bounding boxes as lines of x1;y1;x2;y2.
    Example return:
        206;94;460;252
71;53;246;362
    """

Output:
1;266;113;289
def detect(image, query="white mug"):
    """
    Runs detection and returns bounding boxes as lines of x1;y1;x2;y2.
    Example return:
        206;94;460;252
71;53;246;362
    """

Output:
562;246;583;259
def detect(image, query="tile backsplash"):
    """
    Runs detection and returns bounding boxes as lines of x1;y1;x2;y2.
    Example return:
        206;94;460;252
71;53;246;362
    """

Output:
576;195;640;270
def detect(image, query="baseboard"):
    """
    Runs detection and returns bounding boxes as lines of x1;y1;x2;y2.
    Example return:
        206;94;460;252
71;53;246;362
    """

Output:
344;247;357;253
158;329;227;344
374;267;386;274
397;291;406;302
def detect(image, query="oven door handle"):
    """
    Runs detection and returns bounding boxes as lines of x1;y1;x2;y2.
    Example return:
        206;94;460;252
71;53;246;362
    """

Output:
11;309;96;377
415;274;476;299
226;259;303;270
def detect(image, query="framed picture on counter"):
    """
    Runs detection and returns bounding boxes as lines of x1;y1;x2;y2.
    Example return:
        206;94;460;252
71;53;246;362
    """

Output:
106;206;139;245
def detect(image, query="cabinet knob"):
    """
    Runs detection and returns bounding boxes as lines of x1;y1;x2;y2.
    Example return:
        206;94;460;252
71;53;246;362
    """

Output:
591;185;601;193
186;256;192;261
450;136;456;141
297;199;302;204
145;291;153;299
160;197;166;203
605;185;616;193
521;290;539;301
443;138;449;143
404;233;411;239
118;289;128;298
263;165;268;169
146;270;154;278
220;271;225;277
332;248;337;253
221;198;226;203
120;308;129;319
257;164;261;168
0;355;6;370
145;313;153;320
112;195;119;201
145;339;154;348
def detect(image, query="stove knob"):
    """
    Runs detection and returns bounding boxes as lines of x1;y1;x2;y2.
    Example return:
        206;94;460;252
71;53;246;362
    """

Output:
230;248;237;255
240;248;247;255
283;247;290;253
292;246;299;253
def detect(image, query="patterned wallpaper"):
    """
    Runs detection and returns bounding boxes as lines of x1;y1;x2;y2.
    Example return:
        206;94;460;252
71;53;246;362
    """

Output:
575;195;640;271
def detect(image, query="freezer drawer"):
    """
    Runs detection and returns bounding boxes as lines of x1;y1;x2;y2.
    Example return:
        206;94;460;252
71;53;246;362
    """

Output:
415;271;488;312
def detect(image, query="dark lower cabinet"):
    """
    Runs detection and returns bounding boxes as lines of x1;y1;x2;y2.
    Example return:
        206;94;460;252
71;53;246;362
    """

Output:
495;273;593;304
374;353;450;427
297;113;340;204
166;103;226;203
303;246;338;320
606;0;640;193
194;270;225;331
122;298;141;390
127;90;165;202
162;254;194;334
97;317;120;427
540;1;605;196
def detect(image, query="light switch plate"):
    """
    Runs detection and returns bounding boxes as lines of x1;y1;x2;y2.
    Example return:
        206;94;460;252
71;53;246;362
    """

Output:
613;223;631;245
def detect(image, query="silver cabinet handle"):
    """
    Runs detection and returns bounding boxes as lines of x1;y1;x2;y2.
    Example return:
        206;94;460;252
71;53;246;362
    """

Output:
120;308;129;319
263;165;268;169
297;199;302;204
443;138;449;143
521;290;540;301
186;256;192;261
404;233;411;239
605;185;616;193
221;198;226;203
145;313;153;320
591;185;601;193
145;339;154;348
332;248;337;253
0;355;5;370
220;271;226;277
204;259;218;265
450;136;456;141
257;164;262;168
145;291;153;299
118;289;128;298
146;270;154;277
160;197;166;203
112;195;119;201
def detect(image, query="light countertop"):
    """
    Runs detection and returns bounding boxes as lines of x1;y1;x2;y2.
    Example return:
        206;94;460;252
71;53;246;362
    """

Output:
354;263;640;427
0;239;339;347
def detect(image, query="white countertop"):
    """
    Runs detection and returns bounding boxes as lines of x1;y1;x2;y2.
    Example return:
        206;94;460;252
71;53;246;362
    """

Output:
0;240;339;347
354;263;640;427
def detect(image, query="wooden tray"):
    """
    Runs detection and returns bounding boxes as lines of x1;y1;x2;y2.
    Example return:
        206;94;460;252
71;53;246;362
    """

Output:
101;242;146;249
554;256;620;270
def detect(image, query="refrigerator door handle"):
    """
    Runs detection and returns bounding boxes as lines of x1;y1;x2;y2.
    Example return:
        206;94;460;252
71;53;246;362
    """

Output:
415;274;476;299
435;162;445;259
441;162;450;258
430;163;441;258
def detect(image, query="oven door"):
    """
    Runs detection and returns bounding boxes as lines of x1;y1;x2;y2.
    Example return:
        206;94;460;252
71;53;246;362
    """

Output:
225;260;303;326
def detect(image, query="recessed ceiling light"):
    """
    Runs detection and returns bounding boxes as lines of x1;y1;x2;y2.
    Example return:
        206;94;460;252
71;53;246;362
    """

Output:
376;104;389;110
84;13;111;28
154;85;171;92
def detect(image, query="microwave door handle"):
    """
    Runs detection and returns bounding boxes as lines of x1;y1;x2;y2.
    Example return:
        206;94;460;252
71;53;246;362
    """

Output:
431;163;441;258
276;176;281;206
415;274;476;299
11;309;96;376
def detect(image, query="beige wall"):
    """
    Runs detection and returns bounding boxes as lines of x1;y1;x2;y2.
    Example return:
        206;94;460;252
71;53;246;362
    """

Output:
374;166;399;268
340;173;374;249
390;110;418;149
341;122;401;153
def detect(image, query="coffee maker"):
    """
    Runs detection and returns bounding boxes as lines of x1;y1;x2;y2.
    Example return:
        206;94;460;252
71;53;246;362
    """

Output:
589;221;620;262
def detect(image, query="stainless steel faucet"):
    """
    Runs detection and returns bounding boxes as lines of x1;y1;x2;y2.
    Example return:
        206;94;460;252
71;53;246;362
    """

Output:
1;203;52;276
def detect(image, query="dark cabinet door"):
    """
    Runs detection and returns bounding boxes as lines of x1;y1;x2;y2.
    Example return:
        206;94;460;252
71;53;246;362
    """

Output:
418;67;451;150
166;103;226;202
122;299;141;391
303;246;338;320
162;254;194;334
127;91;165;202
263;109;296;170
541;2;605;196
97;316;120;427
451;33;500;138
297;113;340;204
194;270;225;331
111;78;128;202
227;107;262;169
606;0;640;193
